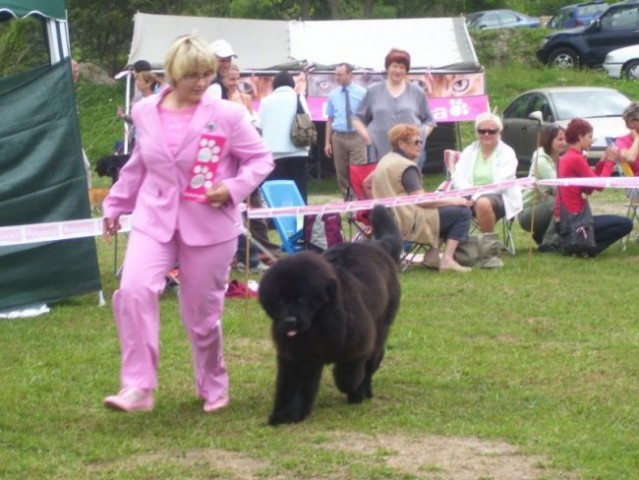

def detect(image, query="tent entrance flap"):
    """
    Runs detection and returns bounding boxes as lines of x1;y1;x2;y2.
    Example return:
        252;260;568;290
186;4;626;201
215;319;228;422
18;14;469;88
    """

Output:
0;57;101;311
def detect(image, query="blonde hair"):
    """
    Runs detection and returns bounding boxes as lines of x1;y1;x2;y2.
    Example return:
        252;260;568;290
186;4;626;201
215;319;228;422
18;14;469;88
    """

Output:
388;124;421;149
474;112;503;132
137;70;157;85
164;34;217;87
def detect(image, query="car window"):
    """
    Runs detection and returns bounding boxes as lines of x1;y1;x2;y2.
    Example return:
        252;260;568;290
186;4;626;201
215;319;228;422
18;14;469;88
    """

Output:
500;11;518;25
601;6;639;30
482;12;500;27
550;90;630;120
582;4;606;16
503;93;536;119
548;10;568;28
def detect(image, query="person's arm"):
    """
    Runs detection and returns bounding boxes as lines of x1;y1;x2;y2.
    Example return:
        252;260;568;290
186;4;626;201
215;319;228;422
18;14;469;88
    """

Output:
353;90;372;144
324;117;334;157
535;153;556;198
451;146;474;190
352;117;371;145
402;167;471;209
415;84;436;138
362;171;374;199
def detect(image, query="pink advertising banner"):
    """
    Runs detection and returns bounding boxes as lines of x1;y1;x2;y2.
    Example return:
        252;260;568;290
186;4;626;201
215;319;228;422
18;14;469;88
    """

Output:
242;70;489;123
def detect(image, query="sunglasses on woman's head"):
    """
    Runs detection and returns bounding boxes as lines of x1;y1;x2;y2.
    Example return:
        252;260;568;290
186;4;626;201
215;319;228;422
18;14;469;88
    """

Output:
477;128;498;135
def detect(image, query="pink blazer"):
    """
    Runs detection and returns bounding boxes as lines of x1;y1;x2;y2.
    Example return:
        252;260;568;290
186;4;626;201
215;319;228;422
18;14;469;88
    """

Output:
103;88;274;246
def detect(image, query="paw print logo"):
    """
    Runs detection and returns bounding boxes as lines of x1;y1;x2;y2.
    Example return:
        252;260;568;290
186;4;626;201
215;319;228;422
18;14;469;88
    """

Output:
449;99;469;117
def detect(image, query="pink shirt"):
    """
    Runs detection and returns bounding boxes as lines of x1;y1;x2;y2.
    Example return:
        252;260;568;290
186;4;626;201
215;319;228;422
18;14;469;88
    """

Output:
615;133;639;175
158;105;197;156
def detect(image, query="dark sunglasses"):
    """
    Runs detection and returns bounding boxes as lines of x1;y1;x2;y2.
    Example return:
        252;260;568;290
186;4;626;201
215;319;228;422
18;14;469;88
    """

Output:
405;139;424;146
477;128;499;135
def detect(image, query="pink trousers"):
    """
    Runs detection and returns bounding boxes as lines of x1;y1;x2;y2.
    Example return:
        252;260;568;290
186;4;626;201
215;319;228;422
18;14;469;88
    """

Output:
112;229;236;405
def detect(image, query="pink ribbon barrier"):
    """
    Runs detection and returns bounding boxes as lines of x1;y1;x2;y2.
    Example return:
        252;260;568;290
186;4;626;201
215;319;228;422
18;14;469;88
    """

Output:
2;175;638;246
248;177;535;219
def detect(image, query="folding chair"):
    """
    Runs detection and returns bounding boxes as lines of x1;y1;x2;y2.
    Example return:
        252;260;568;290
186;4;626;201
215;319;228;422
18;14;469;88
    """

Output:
260;180;306;255
436;149;461;192
438;149;515;255
346;163;378;241
618;161;639;250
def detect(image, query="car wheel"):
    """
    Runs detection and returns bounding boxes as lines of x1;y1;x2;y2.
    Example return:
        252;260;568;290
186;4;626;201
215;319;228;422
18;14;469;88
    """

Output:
548;47;579;68
623;60;639;80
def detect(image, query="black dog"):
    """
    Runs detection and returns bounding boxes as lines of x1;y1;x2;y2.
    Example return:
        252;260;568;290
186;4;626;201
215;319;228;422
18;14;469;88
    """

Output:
95;154;130;184
258;205;402;425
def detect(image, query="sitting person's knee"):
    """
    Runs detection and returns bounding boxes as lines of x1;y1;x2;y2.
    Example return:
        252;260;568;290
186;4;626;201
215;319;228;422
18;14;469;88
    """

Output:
474;197;493;215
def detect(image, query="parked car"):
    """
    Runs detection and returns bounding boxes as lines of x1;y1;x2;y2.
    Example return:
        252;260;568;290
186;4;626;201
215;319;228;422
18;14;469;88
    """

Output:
547;1;608;29
537;0;639;68
466;9;541;30
501;87;631;168
602;43;639;78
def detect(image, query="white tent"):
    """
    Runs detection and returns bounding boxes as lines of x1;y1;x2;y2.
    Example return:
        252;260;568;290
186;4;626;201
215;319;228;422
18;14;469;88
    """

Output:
127;13;480;72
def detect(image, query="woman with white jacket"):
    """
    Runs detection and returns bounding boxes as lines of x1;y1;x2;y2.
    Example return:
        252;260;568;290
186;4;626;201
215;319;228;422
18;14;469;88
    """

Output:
452;112;523;233
258;70;310;202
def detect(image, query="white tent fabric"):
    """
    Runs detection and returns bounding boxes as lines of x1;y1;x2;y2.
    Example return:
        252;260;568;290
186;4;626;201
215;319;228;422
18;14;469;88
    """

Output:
129;13;293;70
128;13;479;72
288;17;477;71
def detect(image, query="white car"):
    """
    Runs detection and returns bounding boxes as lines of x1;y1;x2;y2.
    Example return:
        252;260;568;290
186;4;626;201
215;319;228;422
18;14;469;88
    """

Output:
501;87;632;168
603;44;639;79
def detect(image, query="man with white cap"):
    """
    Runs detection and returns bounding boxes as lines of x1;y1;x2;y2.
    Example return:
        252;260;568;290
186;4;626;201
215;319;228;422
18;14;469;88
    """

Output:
207;39;237;100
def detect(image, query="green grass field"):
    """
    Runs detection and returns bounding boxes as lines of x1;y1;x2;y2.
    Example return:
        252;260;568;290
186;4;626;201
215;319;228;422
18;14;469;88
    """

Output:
2;175;639;479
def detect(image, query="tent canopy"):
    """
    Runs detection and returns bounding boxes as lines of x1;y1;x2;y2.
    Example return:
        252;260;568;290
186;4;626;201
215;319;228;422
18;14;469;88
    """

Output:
0;0;66;21
128;13;480;73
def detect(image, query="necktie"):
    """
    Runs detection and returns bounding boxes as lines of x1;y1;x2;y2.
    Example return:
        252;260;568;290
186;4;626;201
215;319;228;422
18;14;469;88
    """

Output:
343;86;352;131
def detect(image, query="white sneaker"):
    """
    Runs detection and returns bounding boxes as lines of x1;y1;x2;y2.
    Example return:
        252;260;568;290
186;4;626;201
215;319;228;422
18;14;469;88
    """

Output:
236;261;269;274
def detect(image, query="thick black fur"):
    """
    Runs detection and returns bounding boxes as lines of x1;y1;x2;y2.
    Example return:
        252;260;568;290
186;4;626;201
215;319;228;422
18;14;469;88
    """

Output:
95;154;130;184
258;205;402;425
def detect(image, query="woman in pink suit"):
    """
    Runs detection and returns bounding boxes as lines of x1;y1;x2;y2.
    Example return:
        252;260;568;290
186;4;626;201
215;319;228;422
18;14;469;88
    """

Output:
102;35;274;413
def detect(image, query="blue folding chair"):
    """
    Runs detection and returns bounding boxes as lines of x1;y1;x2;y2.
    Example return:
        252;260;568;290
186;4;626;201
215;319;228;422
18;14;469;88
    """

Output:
260;180;306;255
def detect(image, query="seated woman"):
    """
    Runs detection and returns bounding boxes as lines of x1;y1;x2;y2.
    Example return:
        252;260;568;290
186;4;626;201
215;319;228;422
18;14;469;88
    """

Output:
555;118;632;257
364;124;473;273
616;102;639;173
517;124;565;252
452;112;523;233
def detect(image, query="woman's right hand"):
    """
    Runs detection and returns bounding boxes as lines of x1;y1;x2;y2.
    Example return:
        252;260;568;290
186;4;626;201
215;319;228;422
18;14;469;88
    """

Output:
103;217;121;239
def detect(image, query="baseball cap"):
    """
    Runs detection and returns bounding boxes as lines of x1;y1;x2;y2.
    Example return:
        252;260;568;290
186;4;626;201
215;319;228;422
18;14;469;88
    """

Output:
210;39;237;59
133;60;152;73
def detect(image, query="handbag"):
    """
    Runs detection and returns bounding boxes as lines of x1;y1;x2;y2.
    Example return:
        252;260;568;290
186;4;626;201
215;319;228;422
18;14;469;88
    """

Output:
454;233;505;269
290;94;317;147
303;212;345;252
558;201;595;254
556;160;596;255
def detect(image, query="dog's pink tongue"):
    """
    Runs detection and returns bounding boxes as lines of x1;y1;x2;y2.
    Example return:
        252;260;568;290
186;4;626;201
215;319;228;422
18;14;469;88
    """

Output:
287;331;297;337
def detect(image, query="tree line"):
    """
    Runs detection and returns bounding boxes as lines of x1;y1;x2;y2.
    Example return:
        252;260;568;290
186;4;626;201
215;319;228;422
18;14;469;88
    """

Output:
67;0;570;75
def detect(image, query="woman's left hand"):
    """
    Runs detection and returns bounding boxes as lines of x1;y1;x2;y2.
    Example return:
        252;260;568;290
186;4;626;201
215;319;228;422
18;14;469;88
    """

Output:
602;143;619;163
206;183;230;208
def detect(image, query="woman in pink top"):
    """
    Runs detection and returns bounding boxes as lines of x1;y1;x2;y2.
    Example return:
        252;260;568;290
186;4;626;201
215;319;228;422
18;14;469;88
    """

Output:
616;102;639;174
555;118;631;257
102;35;274;413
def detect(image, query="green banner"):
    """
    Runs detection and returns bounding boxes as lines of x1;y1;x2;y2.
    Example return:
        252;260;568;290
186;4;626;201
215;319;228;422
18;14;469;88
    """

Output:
0;58;101;311
0;0;66;20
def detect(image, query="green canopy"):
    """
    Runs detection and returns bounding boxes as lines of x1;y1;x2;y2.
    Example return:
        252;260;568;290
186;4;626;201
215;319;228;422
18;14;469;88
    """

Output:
0;0;66;21
0;59;102;311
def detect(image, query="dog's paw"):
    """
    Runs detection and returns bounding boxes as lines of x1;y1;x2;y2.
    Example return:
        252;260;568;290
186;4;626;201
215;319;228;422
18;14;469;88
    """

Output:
347;387;367;404
268;410;305;426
